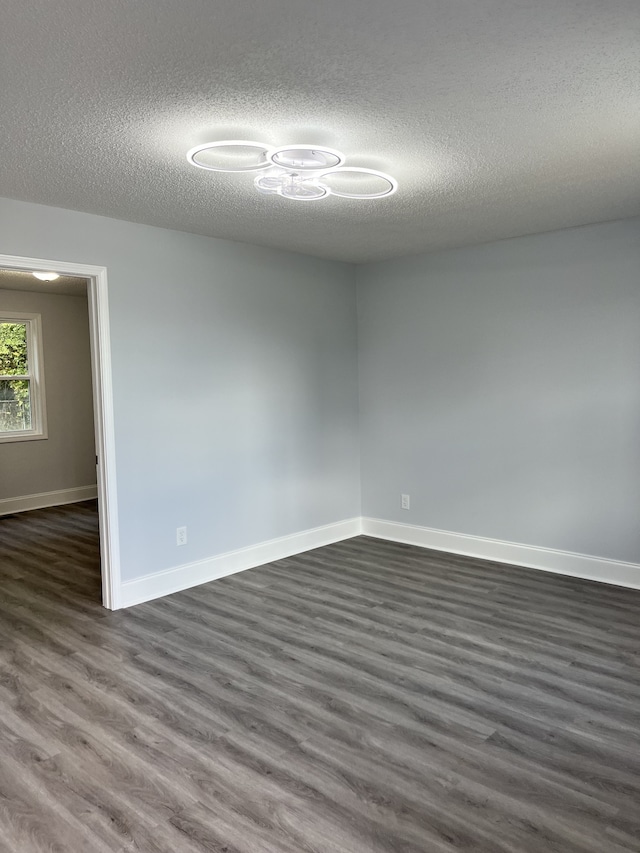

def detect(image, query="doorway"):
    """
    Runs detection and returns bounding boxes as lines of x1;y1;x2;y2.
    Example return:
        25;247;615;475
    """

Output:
0;254;120;609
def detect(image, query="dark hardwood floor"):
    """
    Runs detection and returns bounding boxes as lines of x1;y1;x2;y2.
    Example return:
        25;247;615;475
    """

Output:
0;502;639;852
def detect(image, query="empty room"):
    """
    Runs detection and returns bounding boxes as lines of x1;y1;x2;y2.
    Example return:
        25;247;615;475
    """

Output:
0;1;639;851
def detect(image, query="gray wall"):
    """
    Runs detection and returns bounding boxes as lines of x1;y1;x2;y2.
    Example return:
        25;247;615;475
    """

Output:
357;219;640;564
0;197;360;582
0;288;96;500
2;195;637;582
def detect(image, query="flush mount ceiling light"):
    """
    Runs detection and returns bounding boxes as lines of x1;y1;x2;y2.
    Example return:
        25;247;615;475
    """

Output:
186;140;397;201
32;271;60;281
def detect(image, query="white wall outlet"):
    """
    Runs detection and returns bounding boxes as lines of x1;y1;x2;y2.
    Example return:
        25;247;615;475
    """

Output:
176;526;187;546
401;494;410;510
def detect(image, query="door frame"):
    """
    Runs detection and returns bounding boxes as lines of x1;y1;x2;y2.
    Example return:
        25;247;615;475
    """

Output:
0;253;121;609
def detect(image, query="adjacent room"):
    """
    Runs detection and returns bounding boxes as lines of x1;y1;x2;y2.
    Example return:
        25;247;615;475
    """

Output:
0;1;639;851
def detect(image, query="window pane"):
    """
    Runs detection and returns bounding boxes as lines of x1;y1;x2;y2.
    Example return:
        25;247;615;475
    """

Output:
0;322;29;375
0;379;32;432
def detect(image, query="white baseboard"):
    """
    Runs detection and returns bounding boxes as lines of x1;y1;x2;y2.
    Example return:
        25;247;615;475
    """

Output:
0;485;98;516
119;514;640;610
361;517;640;591
120;517;362;608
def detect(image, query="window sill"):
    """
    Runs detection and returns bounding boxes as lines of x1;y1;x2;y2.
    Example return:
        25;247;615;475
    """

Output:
0;431;48;444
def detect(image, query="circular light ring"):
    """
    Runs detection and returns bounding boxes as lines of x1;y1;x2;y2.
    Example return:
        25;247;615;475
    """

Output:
267;144;345;171
254;174;283;192
186;140;271;172
319;166;398;199
279;183;329;201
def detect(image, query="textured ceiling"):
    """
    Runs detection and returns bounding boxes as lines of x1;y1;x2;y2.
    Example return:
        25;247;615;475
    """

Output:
1;0;639;263
0;270;88;297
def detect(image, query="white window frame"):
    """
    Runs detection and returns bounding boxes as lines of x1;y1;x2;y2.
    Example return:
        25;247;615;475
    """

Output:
0;310;48;443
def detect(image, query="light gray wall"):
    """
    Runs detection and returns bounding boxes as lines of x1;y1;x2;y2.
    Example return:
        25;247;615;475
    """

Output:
0;197;360;582
0;288;96;500
357;219;640;565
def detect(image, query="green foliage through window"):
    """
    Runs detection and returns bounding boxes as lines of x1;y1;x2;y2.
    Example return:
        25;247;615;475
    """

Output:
0;322;29;374
0;323;32;432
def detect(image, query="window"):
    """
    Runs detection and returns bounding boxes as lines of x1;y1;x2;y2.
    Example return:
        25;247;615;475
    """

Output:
0;311;47;442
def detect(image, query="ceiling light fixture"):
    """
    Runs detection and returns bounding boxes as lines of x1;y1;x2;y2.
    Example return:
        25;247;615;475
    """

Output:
32;271;60;281
187;140;397;201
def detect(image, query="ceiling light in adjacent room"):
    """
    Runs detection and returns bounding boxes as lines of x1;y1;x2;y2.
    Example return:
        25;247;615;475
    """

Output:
186;140;397;201
32;271;60;281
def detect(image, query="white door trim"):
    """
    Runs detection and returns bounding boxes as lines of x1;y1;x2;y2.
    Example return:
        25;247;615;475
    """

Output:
0;253;121;609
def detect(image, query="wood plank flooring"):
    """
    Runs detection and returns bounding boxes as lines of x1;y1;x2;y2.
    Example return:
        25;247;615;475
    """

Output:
0;502;639;852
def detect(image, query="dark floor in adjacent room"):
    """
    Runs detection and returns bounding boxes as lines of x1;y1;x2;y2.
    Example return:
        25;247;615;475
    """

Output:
0;502;639;852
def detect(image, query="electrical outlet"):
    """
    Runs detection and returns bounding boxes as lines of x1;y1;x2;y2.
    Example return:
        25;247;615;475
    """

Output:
176;526;187;546
401;494;410;510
